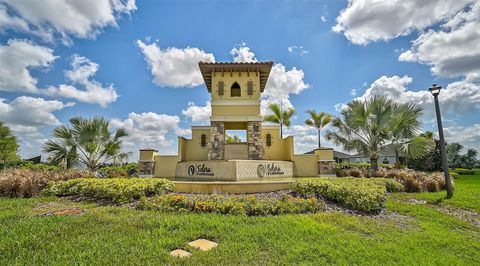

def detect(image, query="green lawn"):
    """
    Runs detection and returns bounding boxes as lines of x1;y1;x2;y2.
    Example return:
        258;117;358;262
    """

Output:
1;172;479;265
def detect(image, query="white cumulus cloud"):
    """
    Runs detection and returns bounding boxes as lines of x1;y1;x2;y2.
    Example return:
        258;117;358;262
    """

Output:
341;75;480;116
0;0;136;44
0;40;118;107
229;44;310;115
45;55;118;107
110;112;190;158
137;40;215;87
399;1;480;81
0;39;57;93
333;0;472;45
0;96;74;158
182;101;211;123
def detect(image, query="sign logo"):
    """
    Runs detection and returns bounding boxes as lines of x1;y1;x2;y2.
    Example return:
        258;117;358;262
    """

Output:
188;165;195;176
188;164;214;176
257;164;266;177
257;163;284;177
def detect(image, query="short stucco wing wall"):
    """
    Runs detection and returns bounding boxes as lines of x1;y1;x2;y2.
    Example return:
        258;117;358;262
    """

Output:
154;156;180;178
292;155;319;177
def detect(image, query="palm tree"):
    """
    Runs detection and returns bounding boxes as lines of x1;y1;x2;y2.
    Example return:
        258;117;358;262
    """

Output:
263;103;295;138
326;96;429;171
390;102;432;165
305;110;332;148
43;116;129;171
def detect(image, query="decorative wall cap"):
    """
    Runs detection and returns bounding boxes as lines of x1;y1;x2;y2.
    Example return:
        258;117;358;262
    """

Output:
140;148;158;151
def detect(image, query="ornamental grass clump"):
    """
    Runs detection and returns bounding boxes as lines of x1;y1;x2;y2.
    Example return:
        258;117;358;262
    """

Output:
291;178;395;213
136;194;323;216
44;178;174;204
337;168;452;193
0;168;92;198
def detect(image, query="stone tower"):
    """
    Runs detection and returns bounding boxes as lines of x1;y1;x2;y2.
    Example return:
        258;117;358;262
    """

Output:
198;61;273;160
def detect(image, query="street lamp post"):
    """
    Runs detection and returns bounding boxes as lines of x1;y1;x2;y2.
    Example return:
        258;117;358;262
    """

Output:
429;84;453;198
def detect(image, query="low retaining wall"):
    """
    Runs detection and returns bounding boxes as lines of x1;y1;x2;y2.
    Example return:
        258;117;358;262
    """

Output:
172;180;293;194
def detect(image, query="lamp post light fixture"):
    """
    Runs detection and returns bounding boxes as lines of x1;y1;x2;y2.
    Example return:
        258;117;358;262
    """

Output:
429;84;453;198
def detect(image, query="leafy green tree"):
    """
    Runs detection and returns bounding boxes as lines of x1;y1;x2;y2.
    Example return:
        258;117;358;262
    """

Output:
458;148;478;169
263;103;295;139
446;142;463;168
305;110;332;148
43;116;129;171
0;122;19;169
226;134;242;143
326;96;429;171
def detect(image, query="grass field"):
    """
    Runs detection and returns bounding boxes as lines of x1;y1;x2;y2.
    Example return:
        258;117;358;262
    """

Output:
1;171;479;265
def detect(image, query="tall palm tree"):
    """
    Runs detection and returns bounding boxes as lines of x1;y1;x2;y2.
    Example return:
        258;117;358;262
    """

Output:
390;102;432;165
326;96;429;171
43;116;129;171
305;110;332;148
263;103;295;138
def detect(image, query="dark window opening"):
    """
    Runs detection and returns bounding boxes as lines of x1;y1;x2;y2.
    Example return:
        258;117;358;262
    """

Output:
231;82;241;97
218;81;224;96
200;134;207;147
247;81;253;95
266;133;272;146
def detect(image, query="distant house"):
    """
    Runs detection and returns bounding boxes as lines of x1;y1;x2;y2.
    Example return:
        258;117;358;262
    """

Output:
333;151;352;163
349;144;405;164
305;149;352;163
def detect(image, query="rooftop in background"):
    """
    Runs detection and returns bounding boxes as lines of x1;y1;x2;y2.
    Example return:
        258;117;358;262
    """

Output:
198;61;273;93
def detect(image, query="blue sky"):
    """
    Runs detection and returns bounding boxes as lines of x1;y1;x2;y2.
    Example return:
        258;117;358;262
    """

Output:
0;0;479;159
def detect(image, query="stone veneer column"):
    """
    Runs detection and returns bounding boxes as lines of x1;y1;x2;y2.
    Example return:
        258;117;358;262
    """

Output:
138;161;154;177
247;121;264;160
208;121;225;160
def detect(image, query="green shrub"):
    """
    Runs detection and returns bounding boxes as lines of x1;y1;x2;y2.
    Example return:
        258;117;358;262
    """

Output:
44;178;174;204
291;178;393;213
449;172;459;179
454;168;476;175
136;194;322;216
99;162;138;178
336;162;395;170
0;169;91;198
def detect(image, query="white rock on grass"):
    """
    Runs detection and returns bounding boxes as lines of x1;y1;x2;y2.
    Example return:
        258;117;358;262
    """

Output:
188;239;218;251
170;249;191;258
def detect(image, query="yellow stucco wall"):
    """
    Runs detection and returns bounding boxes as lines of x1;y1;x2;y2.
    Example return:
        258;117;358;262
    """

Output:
262;126;290;161
139;150;157;161
292;155;319;177
211;71;261;100
314;148;334;161
154;155;179;178
185;128;209;161
211;105;260;117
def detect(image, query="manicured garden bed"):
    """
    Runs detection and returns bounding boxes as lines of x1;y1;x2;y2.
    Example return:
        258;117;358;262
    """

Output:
0;171;479;265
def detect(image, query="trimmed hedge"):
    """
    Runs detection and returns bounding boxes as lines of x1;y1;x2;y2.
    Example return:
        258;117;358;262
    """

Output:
44;178;174;204
137;194;323;216
336;162;395;170
453;168;476;175
291;178;400;212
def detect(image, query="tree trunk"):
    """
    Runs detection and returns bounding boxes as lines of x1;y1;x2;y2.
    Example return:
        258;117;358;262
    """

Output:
318;129;321;148
370;157;379;171
280;124;283;139
394;147;400;168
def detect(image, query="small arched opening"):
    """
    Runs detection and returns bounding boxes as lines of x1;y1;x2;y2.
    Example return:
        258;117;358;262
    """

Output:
231;82;241;97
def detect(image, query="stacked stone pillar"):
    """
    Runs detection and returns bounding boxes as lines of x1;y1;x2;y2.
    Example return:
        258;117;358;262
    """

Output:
247;121;264;160
208;121;225;160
